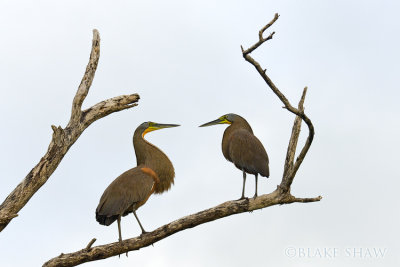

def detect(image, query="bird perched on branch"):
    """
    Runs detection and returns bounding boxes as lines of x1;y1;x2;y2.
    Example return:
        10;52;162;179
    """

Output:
96;122;179;242
200;113;269;199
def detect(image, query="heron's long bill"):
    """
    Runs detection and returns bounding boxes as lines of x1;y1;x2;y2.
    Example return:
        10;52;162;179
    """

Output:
199;119;223;127
153;123;180;129
144;123;180;136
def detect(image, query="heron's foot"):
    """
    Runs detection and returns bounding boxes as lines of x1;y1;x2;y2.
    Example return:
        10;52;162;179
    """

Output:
117;238;123;258
140;230;148;236
237;196;248;201
126;251;129;257
253;193;258;199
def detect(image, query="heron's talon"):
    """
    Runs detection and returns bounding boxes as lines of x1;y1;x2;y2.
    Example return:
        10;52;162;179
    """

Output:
140;231;148;236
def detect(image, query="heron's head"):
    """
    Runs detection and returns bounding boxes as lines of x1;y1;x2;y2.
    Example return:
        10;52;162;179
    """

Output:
199;113;238;127
138;121;180;137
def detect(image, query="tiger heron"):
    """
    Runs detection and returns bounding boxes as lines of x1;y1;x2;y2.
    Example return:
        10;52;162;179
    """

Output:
96;122;179;242
200;113;269;199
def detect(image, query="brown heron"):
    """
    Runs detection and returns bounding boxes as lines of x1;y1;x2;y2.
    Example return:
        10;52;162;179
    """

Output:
200;113;269;199
96;122;179;242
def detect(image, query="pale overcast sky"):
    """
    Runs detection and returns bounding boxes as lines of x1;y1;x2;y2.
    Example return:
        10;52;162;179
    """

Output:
1;1;399;266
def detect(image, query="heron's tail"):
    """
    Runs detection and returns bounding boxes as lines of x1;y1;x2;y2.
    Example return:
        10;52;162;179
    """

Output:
96;212;118;226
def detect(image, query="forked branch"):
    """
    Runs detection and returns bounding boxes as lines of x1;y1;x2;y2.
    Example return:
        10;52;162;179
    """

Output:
241;13;315;193
241;13;279;55
0;29;140;232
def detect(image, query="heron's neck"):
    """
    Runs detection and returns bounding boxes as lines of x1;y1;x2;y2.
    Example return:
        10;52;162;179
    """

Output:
133;131;175;194
222;118;253;160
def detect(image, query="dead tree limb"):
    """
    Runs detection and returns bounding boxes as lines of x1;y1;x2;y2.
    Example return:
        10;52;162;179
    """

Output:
241;13;315;194
44;13;321;267
43;192;321;267
0;29;140;232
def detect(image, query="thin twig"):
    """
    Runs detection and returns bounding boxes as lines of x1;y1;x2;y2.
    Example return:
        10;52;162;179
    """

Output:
291;196;323;203
85;238;97;251
242;13;279;55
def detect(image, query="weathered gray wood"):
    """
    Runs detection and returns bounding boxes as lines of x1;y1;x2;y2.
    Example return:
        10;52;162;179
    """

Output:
281;87;307;191
0;29;140;232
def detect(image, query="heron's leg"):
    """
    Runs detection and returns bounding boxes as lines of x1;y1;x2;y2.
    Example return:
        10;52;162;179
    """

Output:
239;170;246;200
117;215;122;243
116;216;125;257
133;210;147;234
253;174;258;199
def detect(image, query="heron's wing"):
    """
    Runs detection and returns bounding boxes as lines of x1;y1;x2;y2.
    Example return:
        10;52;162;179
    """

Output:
228;129;269;177
96;166;155;225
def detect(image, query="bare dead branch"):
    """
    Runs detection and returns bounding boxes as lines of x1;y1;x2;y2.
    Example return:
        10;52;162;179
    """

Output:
282;87;307;188
298;87;307;108
85;238;97;251
289;120;314;183
0;30;140;232
70;29;101;122
241;13;315;194
281;87;314;190
81;94;139;129
291;195;323;203
0;214;18;224
242;13;279;55
43;190;321;267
